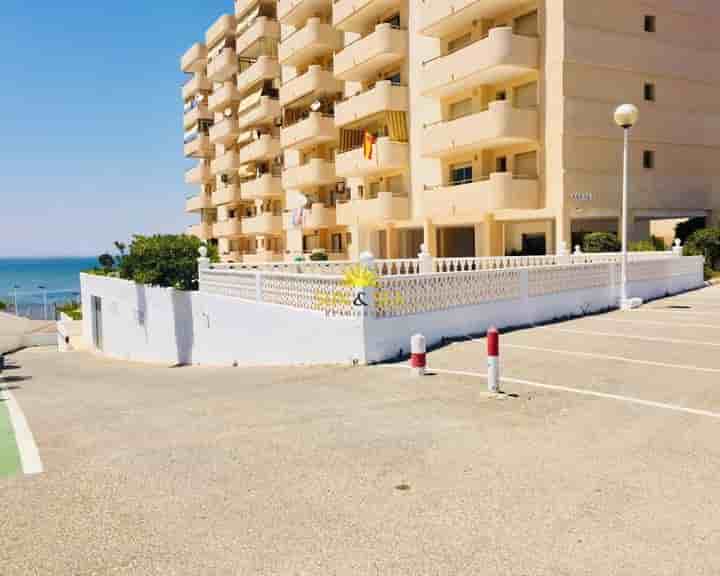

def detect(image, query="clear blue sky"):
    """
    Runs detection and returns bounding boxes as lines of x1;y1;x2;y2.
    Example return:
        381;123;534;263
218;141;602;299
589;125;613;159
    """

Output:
0;0;229;257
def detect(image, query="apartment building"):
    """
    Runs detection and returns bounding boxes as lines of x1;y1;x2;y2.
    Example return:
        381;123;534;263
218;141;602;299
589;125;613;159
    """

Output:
184;0;720;261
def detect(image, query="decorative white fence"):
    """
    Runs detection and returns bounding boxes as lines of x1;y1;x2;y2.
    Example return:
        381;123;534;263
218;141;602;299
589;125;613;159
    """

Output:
205;251;677;277
199;252;701;319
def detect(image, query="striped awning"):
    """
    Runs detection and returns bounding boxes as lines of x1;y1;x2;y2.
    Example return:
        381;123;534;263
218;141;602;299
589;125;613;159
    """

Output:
387;111;408;142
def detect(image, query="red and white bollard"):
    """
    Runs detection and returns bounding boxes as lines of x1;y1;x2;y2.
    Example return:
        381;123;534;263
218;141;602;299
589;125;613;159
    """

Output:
410;334;427;376
487;327;500;393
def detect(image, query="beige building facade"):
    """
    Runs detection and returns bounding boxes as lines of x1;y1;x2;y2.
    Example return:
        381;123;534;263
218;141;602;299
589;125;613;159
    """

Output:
183;0;720;262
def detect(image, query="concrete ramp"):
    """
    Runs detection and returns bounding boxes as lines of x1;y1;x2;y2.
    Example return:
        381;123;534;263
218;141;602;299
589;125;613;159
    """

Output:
0;313;56;354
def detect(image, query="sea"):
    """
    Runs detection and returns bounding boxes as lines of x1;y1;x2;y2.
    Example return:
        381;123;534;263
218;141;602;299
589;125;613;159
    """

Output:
0;257;96;320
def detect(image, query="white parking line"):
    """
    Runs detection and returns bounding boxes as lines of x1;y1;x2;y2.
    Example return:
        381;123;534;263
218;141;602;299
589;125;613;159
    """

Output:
501;343;720;374
540;327;720;348
636;308;720;318
0;389;43;475
385;365;720;421
587;317;720;330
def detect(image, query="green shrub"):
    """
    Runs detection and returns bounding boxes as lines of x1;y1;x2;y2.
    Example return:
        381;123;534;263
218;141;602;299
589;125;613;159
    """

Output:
583;232;620;253
0;300;6;311
675;217;706;244
685;228;720;273
119;235;218;291
309;251;329;261
629;236;665;252
98;253;115;271
56;302;82;321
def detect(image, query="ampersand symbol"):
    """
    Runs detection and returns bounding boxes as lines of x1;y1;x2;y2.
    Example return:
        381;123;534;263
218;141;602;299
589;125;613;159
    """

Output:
353;291;369;307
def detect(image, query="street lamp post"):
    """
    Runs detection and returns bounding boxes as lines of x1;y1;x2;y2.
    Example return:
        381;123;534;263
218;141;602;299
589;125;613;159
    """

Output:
614;104;640;309
12;285;20;316
38;285;48;320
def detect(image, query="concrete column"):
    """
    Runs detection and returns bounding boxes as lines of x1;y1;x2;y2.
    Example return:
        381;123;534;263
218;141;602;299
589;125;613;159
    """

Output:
348;226;362;260
556;213;572;253
474;224;483;257
709;210;720;228
482;214;502;257
632;216;650;242
386;225;399;259
423;219;437;256
545;220;555;255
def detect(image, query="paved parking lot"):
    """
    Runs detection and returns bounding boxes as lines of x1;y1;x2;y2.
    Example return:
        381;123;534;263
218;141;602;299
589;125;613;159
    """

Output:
1;286;720;574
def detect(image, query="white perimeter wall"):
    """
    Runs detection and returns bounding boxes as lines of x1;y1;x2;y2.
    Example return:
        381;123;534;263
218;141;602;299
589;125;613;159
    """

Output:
80;274;365;367
363;272;702;363
81;262;703;367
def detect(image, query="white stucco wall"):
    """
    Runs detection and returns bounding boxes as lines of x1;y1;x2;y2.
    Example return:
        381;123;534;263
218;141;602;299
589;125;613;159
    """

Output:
80;274;365;367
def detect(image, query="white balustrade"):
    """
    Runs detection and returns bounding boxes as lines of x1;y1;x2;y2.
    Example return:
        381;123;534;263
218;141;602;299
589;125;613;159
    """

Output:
199;252;700;318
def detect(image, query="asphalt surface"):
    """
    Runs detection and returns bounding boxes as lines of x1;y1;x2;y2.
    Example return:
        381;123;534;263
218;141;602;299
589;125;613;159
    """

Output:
2;285;720;574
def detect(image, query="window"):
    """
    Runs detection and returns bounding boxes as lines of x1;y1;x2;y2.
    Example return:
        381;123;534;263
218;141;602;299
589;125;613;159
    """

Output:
514;151;538;178
384;13;400;27
644;15;656;33
448;33;472;55
385;72;402;85
643;150;655;169
644;82;656;101
331;233;344;253
449;98;473;120
368;181;381;199
450;163;473;186
514;10;539;36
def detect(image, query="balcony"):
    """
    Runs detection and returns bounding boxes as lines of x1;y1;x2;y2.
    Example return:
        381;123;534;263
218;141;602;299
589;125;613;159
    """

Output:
209;116;240;146
280;65;343;107
185;194;212;213
278;18;343;68
282;158;337;189
283;203;336;229
279;0;331;27
424;173;540;219
208;82;241;113
335;81;408;128
336;192;409;226
419;0;521;38
183;102;213;130
239;134;281;164
422;100;538;158
237;96;280;130
422;27;538;99
236;17;281;57
188;223;213;240
334;23;407;82
236;56;281;95
181;43;207;73
213;219;244;238
184;133;212;158
182;75;212;100
206;14;236;47
185;162;212;185
333;0;400;33
241;173;283;199
213;184;243;205
281;112;338;150
207;48;238;82
335;138;408;178
243;213;283;235
211;150;240;176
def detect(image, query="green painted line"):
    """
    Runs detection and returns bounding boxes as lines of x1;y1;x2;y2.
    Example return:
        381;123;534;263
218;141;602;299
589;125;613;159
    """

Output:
0;399;22;477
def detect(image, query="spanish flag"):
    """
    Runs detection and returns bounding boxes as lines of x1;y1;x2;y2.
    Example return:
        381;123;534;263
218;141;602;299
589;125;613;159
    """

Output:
363;131;377;160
